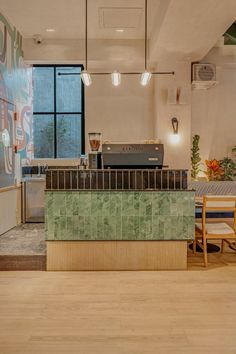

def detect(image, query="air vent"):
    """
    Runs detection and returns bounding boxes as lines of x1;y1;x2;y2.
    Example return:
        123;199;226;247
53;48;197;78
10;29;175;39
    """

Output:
192;63;217;90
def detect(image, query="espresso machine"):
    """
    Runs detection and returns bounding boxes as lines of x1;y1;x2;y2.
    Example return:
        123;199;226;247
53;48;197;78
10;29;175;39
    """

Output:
88;132;102;169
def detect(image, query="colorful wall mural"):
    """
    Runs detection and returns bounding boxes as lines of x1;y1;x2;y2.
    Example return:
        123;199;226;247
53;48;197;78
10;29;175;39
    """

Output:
0;11;33;188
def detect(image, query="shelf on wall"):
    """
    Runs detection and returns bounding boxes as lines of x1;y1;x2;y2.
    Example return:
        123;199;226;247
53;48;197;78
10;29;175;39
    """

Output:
191;80;218;90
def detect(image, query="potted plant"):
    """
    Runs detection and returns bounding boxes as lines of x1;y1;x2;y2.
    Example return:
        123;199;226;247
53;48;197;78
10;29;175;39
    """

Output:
205;159;224;181
219;157;236;181
232;145;236;156
191;134;201;180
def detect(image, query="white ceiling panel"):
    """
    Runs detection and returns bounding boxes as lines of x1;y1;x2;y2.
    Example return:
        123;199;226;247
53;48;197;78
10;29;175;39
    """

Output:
0;0;161;39
99;7;143;29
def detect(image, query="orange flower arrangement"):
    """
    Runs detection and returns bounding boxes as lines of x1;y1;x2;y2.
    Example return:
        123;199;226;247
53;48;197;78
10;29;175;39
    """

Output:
205;159;224;181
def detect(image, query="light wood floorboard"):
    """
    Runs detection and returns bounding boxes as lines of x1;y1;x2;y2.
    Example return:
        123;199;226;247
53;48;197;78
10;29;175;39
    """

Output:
0;265;236;354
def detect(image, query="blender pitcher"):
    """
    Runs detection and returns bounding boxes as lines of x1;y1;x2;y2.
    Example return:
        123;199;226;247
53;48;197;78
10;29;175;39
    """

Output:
88;132;101;152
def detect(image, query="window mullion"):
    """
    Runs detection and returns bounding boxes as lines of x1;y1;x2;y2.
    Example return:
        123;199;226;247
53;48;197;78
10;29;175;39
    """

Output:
54;66;57;158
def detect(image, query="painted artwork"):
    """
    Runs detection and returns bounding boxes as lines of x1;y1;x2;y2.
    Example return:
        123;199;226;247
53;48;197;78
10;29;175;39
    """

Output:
0;11;33;188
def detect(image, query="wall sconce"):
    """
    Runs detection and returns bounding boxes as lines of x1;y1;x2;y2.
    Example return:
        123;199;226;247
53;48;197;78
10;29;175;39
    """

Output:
172;117;178;134
169;117;180;144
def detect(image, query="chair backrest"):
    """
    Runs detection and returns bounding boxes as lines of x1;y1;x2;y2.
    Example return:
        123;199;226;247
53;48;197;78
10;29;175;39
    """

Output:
201;195;236;234
203;195;236;212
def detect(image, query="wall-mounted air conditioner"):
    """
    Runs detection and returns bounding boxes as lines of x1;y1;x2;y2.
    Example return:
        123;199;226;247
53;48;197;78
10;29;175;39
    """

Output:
192;63;217;89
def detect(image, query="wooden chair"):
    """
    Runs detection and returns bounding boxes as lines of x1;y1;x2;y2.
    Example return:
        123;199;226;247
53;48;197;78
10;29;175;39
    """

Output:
194;195;236;267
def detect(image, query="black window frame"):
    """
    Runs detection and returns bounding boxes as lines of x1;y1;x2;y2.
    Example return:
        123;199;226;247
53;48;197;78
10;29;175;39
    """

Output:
33;64;85;159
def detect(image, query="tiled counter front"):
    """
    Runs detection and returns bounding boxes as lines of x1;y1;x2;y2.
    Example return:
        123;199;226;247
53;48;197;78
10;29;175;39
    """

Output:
45;191;195;241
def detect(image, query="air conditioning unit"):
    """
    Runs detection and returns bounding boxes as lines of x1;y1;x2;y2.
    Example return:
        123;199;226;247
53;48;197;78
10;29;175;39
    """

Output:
192;63;217;89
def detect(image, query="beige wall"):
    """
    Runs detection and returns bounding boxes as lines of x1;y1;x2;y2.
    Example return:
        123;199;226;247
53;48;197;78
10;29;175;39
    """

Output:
154;61;192;169
192;45;236;162
23;38;146;70
85;74;154;150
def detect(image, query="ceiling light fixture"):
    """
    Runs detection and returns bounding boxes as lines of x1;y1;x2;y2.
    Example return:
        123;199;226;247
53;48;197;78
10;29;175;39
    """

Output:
59;0;175;85
46;28;55;32
81;0;92;86
141;71;152;86
81;70;92;86
140;0;152;86
111;71;121;86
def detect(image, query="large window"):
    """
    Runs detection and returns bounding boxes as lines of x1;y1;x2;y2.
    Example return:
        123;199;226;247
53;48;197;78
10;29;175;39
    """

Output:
33;65;84;158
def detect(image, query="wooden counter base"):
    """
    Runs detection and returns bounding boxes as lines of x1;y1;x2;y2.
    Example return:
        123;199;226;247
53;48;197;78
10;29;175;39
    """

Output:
46;240;187;271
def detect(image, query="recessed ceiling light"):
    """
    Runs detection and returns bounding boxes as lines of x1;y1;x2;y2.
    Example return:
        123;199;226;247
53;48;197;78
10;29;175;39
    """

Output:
46;28;55;32
116;29;124;33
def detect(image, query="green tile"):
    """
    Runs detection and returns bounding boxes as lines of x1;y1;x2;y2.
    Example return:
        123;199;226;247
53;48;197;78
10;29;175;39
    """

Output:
53;193;66;216
72;194;80;215
79;192;91;216
72;216;79;239
152;216;159;237
45;191;195;241
103;216;114;239
133;216;140;238
90;215;98;240
83;216;92;240
110;193;122;216
159;194;170;216
122;193;134;216
139;216;146;240
139;193;152;217
115;216;122;240
66;216;73;239
152;193;160;216
97;216;104;239
66;194;74;216
127;216;136;238
102;193;110;216
78;216;85;238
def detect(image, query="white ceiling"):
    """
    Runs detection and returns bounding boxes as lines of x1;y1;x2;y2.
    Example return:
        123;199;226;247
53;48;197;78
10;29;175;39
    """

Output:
0;0;161;40
1;0;236;63
150;0;236;62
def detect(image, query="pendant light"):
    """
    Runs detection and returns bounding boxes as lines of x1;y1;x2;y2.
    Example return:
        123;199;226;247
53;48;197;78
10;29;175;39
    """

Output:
81;0;92;86
60;1;175;85
141;72;152;86
111;71;121;86
140;0;152;86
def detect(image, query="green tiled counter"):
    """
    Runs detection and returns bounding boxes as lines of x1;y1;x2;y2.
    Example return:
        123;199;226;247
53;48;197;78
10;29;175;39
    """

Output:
45;191;195;241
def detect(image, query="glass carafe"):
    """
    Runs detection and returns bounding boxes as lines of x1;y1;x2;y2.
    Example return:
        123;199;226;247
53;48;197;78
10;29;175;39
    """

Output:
88;132;101;152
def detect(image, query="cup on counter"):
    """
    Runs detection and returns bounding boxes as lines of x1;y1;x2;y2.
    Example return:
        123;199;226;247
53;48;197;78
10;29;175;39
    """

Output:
79;155;88;169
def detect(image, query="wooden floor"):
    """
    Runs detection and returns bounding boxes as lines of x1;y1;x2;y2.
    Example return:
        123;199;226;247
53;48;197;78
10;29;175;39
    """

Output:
0;267;236;354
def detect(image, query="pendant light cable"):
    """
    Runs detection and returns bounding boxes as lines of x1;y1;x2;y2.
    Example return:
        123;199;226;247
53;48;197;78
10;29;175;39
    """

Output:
145;0;147;71
81;0;92;86
73;0;174;84
140;0;152;86
85;0;88;71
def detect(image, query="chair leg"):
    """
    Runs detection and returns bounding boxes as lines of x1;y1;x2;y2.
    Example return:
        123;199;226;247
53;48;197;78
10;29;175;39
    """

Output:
203;237;208;267
193;239;197;254
221;239;224;253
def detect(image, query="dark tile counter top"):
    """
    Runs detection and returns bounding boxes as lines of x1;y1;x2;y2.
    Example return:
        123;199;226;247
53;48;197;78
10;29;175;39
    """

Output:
46;169;188;191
